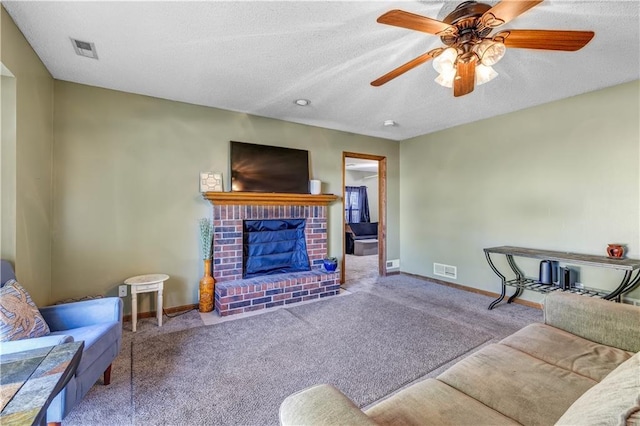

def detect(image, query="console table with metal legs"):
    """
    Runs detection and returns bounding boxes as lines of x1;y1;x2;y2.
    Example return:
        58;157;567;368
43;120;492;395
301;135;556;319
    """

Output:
484;246;640;310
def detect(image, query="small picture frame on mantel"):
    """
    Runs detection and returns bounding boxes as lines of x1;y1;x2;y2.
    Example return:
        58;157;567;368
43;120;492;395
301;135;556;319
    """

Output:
200;172;223;192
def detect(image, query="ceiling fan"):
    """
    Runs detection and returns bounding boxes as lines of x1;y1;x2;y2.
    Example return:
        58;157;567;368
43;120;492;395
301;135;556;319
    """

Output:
371;0;595;97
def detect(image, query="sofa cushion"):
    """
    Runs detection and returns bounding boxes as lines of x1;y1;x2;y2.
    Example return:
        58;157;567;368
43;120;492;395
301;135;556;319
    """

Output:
544;292;640;353
50;321;121;375
501;322;633;382
0;334;73;355
0;260;16;286
438;343;597;426
556;351;640;425
365;378;520;425
280;384;377;426
0;279;50;341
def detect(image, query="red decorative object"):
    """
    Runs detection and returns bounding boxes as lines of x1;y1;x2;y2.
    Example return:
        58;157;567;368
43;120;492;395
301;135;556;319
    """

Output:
606;244;625;259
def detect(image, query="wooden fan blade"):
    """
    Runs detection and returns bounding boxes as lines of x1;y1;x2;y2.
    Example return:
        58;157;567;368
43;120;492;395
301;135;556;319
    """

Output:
479;0;543;30
371;49;440;87
495;29;595;51
453;61;475;97
377;10;457;36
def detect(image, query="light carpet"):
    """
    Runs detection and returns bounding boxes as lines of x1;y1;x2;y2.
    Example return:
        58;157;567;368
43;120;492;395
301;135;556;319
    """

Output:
345;253;379;282
131;292;492;425
63;274;543;425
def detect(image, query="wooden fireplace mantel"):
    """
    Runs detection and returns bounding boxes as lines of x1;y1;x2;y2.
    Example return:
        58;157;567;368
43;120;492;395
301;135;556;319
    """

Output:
203;192;339;206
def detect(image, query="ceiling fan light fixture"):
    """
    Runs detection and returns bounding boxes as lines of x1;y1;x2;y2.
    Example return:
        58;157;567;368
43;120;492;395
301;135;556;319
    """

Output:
432;47;458;74
475;64;498;85
474;39;506;66
435;68;457;88
371;3;595;98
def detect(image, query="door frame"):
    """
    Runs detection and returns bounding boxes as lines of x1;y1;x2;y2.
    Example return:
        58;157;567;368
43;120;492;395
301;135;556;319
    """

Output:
341;152;387;283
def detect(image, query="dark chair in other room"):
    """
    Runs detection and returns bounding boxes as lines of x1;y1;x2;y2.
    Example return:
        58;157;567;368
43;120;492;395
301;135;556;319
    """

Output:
345;222;378;254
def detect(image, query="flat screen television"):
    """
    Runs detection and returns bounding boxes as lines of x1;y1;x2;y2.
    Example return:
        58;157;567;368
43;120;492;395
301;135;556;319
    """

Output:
230;141;310;193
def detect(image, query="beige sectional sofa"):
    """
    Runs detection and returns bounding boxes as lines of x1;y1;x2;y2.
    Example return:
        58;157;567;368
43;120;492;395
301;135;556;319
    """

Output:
280;292;640;425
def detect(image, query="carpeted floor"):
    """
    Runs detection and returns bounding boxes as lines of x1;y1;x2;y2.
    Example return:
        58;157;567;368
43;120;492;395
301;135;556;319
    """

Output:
132;292;492;425
344;253;379;282
64;273;543;425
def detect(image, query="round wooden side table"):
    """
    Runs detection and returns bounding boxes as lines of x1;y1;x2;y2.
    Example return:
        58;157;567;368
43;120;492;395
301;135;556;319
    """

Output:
124;274;169;332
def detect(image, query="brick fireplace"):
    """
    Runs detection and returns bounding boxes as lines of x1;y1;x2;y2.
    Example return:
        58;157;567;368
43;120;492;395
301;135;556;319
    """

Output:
203;192;340;316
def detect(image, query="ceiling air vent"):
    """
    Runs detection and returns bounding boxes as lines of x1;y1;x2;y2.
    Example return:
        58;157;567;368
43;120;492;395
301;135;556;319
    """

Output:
433;263;457;280
71;38;98;59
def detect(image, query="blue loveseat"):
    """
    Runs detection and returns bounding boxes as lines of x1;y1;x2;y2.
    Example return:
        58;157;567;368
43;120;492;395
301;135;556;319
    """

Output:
0;260;123;423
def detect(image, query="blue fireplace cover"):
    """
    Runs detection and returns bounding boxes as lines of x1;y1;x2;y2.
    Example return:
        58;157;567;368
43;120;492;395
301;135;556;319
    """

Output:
243;219;311;278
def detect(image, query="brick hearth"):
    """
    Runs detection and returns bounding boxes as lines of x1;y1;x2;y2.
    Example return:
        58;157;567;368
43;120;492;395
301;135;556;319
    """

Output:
215;270;340;316
204;192;340;316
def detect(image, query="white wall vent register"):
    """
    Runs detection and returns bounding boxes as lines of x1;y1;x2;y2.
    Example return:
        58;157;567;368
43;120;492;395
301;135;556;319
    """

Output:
386;259;400;270
434;263;457;280
71;38;98;59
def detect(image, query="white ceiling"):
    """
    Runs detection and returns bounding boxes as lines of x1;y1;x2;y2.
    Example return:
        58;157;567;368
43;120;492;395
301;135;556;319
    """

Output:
4;1;639;141
346;157;378;173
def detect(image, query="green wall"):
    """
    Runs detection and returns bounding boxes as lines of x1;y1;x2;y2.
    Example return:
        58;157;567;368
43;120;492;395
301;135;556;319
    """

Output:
52;81;400;312
400;80;640;304
1;7;54;305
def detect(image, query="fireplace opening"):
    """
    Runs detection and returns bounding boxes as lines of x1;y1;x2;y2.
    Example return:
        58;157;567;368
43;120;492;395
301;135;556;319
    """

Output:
243;219;311;279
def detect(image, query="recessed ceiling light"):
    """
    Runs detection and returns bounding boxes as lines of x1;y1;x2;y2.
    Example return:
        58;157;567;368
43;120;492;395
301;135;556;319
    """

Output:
294;99;310;106
383;120;397;127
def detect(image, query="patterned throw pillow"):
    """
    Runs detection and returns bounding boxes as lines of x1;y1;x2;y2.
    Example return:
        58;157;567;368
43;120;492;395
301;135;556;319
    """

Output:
0;279;50;342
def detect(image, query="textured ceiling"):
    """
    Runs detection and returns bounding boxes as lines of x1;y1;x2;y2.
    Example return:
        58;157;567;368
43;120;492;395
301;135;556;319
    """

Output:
3;1;639;141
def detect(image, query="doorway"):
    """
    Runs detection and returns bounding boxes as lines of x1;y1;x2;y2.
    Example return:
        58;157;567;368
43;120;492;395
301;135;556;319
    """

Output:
341;152;387;285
